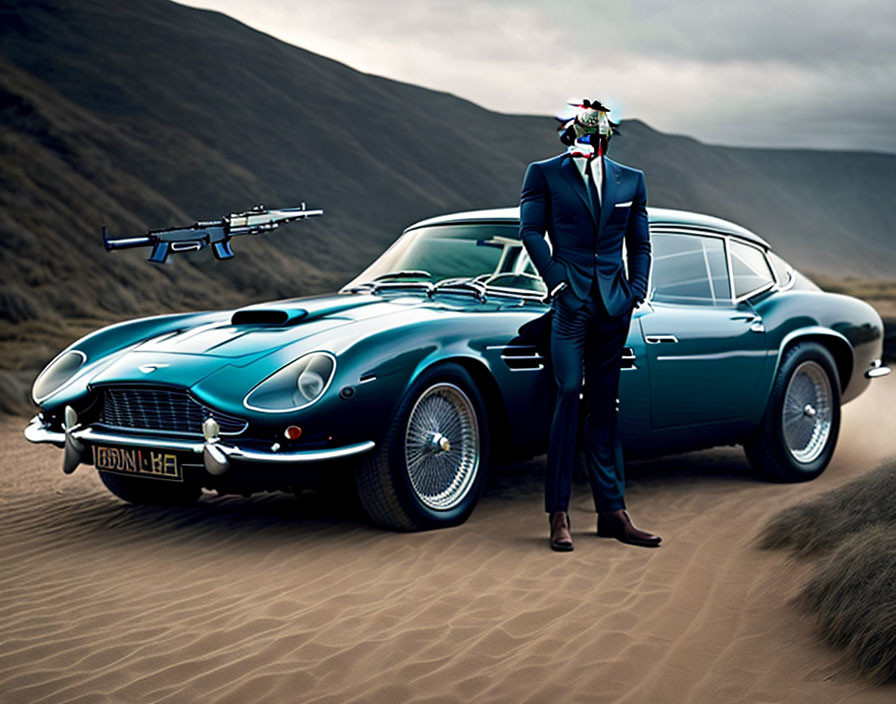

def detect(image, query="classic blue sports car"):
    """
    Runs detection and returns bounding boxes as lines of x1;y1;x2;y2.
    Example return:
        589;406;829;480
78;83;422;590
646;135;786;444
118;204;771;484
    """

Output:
25;207;890;530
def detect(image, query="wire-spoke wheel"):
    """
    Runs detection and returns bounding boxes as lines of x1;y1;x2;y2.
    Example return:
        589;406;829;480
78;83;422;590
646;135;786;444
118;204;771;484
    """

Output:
404;383;479;511
355;364;489;530
744;342;840;482
781;361;833;464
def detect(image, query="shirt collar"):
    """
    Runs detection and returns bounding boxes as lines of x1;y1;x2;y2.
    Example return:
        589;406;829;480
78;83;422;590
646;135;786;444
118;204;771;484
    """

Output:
572;151;602;182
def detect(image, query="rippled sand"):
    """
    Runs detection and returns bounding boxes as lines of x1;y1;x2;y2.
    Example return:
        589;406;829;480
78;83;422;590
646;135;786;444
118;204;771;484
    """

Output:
2;374;895;703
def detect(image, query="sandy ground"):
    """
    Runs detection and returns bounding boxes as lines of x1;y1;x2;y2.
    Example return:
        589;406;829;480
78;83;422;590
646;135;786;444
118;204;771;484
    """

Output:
1;375;895;704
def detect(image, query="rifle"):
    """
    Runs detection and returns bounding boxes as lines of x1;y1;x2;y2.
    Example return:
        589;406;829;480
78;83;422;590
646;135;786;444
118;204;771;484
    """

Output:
102;203;323;263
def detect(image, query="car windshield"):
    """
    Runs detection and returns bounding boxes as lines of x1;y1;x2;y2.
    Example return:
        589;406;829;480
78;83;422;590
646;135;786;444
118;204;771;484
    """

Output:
343;223;546;295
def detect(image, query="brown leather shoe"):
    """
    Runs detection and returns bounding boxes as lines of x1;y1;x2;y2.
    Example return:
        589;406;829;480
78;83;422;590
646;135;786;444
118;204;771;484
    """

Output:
549;511;574;551
597;510;661;548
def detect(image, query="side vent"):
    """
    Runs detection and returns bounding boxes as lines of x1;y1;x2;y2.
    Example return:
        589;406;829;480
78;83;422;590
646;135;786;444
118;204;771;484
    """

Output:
499;345;544;372
621;347;637;369
231;308;308;326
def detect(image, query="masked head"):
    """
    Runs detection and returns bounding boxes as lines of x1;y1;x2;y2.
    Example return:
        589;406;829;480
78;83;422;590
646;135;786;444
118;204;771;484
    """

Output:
558;98;618;155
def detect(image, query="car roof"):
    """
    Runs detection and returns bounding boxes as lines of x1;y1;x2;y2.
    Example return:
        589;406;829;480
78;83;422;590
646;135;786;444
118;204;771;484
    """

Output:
404;206;770;248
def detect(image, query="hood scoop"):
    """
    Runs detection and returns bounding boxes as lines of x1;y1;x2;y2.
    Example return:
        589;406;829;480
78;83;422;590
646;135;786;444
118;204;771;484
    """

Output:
231;307;308;326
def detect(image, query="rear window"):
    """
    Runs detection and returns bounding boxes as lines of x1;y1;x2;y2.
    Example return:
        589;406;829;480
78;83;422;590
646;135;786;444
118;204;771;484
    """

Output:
730;240;775;298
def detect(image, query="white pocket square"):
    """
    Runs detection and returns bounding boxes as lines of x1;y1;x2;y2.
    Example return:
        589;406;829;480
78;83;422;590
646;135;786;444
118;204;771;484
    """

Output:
615;201;632;208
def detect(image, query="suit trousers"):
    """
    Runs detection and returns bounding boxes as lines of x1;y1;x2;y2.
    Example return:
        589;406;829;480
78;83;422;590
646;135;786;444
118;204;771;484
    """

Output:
545;277;631;514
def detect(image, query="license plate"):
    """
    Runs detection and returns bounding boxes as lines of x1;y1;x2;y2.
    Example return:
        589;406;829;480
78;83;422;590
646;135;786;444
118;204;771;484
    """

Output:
92;444;184;481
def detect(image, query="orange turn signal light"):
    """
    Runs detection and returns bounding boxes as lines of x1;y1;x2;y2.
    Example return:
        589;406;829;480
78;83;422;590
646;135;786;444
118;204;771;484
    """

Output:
284;425;302;440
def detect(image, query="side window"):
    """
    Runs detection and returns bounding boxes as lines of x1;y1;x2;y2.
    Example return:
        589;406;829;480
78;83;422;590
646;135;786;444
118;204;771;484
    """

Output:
650;233;730;305
730;241;775;298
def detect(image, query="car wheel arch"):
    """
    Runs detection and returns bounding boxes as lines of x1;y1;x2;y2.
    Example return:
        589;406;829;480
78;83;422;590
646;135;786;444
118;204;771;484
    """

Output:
774;328;853;395
744;339;842;482
407;355;509;455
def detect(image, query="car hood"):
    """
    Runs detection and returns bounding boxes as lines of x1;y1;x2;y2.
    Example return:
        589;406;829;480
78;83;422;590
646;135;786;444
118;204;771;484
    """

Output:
86;293;429;388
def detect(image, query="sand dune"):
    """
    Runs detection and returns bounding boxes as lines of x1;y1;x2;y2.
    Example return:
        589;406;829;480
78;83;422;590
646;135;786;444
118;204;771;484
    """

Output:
2;374;895;703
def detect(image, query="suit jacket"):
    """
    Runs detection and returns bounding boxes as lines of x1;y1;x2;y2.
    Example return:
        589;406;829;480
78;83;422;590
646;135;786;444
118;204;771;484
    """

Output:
519;153;651;318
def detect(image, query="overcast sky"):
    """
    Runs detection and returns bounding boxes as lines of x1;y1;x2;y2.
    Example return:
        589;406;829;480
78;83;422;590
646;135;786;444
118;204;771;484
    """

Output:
182;0;896;153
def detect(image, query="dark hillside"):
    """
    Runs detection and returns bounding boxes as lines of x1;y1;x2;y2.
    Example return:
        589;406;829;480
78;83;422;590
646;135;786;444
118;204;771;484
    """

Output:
1;0;894;413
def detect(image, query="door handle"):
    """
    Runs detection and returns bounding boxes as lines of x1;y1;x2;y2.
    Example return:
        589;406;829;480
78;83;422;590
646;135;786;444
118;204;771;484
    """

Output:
730;314;760;322
645;335;678;344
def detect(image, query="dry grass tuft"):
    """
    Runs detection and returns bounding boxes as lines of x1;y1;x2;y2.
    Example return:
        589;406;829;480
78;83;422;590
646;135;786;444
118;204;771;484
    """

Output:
759;459;896;683
756;459;896;556
796;525;896;683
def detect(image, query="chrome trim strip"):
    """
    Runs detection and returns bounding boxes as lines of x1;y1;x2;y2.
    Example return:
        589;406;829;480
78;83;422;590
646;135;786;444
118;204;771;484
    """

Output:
79;428;203;451
656;350;771;361
215;441;377;464
492;344;545;371
649;226;731;241
649;224;769;249
24;417;376;464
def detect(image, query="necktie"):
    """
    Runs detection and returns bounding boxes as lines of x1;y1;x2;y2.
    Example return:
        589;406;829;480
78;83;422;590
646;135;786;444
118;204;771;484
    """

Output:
585;157;601;226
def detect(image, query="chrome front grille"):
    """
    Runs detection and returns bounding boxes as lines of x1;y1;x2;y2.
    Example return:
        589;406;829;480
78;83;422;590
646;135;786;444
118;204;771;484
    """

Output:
98;387;248;437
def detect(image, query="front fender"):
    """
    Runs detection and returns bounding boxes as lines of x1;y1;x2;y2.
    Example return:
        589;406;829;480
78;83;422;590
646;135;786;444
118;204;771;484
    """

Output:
34;310;229;411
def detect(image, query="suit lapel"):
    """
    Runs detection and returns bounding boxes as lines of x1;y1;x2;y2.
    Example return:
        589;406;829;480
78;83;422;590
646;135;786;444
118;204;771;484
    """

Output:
558;156;598;225
599;157;621;235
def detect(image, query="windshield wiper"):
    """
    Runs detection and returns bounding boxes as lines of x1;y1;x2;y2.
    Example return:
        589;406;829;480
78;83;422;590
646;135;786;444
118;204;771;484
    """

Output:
346;270;432;294
430;277;488;302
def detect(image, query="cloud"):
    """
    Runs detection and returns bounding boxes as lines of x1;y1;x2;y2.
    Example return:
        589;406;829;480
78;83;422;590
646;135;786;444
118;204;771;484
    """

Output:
179;0;896;152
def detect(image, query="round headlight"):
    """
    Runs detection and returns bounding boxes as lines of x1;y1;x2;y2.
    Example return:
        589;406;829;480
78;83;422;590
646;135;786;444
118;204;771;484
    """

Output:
298;369;325;401
244;352;336;412
32;350;86;404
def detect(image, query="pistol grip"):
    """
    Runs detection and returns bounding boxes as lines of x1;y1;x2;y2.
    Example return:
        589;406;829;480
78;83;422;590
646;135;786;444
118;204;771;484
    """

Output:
149;242;170;263
213;240;234;259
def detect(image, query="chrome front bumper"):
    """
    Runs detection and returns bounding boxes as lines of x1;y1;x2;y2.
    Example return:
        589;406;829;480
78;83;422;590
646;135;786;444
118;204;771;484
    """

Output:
24;415;376;476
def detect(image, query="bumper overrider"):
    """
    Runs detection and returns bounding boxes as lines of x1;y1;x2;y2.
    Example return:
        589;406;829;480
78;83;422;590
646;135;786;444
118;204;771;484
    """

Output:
24;409;376;477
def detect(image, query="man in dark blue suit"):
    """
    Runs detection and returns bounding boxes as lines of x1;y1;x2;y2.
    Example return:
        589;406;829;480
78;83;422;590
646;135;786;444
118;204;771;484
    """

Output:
520;99;661;551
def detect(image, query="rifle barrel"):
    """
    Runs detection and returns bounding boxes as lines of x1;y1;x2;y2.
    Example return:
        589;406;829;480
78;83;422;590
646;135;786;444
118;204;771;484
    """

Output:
104;235;156;251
